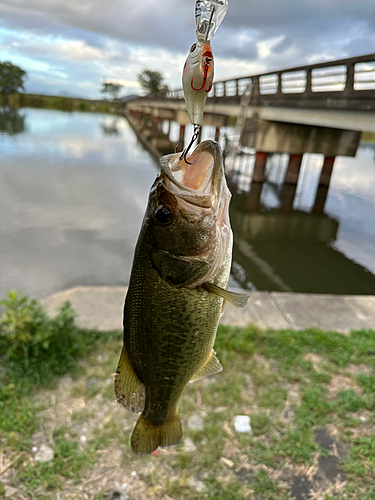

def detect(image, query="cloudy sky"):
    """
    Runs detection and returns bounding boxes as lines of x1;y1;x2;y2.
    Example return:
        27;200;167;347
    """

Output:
0;0;374;99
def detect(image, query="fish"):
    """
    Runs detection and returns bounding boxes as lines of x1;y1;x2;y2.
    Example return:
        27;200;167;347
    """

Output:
182;41;214;126
115;140;249;455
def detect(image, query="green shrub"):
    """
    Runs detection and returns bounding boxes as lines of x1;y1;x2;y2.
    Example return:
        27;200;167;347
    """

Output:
0;290;100;385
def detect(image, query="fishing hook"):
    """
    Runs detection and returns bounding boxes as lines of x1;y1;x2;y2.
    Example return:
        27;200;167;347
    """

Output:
179;125;201;164
191;57;213;93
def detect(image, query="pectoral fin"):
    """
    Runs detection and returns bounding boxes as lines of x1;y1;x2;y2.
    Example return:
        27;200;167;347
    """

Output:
190;350;222;382
202;283;250;308
115;346;145;413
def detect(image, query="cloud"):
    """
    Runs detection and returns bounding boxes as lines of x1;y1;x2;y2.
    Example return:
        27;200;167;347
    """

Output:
0;0;374;98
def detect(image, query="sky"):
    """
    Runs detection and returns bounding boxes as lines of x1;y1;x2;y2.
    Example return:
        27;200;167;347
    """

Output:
0;0;374;99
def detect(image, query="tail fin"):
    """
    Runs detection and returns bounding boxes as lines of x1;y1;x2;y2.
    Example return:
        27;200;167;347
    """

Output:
131;412;182;455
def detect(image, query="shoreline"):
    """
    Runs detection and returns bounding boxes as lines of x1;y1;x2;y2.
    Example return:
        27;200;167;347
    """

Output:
41;285;375;334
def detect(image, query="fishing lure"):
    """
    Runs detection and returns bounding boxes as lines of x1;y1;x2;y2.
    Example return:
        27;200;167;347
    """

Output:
180;0;228;163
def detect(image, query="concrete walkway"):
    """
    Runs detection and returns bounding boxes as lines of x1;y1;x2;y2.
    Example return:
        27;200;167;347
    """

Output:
41;286;375;334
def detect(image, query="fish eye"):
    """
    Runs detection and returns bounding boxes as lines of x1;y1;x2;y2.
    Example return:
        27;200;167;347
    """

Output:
154;205;173;224
190;43;197;53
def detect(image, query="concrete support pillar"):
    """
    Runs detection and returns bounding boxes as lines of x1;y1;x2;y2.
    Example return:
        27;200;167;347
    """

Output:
312;156;335;214
318;156;335;186
151;116;159;139
252;151;268;182
167;119;172;138
312;186;330;214
280;184;298;213
246;182;263;212
178;124;185;152
215;127;220;142
284;154;303;185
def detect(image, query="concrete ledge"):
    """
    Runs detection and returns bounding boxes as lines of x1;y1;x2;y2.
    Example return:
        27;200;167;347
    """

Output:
41;286;126;332
41;286;375;333
272;292;375;334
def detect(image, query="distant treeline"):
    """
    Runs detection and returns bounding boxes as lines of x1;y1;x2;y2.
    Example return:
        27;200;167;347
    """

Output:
0;92;114;113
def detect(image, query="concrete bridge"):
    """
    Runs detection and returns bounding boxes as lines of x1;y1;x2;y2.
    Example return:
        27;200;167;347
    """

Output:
125;52;375;211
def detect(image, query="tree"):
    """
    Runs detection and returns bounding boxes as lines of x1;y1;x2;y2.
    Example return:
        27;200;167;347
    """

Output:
137;69;169;95
100;82;123;101
0;61;27;96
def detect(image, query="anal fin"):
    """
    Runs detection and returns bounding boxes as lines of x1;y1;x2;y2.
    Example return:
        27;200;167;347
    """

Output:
115;346;145;412
202;282;250;308
190;350;222;382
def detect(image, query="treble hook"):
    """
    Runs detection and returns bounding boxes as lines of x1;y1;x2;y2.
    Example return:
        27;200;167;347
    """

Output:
179;125;201;164
191;57;213;93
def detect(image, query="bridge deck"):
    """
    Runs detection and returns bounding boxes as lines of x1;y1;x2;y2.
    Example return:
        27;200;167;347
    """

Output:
130;99;375;133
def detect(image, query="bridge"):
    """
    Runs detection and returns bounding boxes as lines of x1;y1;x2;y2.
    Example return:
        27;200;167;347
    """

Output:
167;52;375;111
127;52;375;131
125;52;375;212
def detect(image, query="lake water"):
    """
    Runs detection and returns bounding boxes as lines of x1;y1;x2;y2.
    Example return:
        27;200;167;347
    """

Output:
1;108;375;298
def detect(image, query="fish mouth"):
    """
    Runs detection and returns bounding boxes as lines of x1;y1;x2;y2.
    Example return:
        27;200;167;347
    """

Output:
160;140;224;210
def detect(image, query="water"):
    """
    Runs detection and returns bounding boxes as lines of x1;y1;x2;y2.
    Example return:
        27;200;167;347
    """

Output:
229;145;375;294
0;108;157;298
1;108;375;298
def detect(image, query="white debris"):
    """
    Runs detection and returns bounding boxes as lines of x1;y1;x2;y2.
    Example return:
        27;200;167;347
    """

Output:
187;415;204;431
234;415;251;433
79;435;87;444
184;437;197;452
4;485;18;498
34;444;54;462
187;476;206;492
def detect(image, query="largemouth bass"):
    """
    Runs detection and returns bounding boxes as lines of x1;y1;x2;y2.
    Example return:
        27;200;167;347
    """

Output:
115;140;248;455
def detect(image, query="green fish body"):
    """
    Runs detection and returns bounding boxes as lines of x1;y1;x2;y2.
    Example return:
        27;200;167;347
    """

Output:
115;140;248;454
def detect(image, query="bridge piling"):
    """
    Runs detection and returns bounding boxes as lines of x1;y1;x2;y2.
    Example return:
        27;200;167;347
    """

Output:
318;156;336;187
178;124;185;152
280;184;298;213
151;116;159;139
284;154;303;185
215;127;220;142
312;186;330;215
167;119;172;138
246;182;263;211
252;151;268;182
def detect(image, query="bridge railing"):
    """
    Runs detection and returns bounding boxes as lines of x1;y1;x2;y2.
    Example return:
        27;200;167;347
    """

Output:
166;53;375;101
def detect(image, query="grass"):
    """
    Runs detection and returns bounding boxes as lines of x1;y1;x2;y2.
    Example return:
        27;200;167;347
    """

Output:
15;431;97;492
0;294;374;499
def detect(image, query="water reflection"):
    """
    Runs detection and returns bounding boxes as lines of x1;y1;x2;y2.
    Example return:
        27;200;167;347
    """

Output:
229;148;375;295
0;108;157;299
101;117;121;135
0;108;26;135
